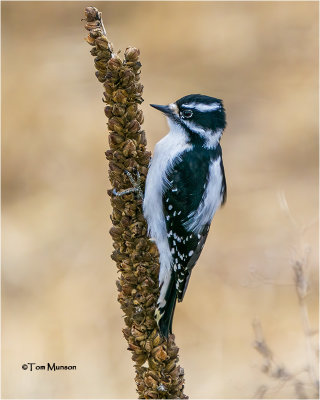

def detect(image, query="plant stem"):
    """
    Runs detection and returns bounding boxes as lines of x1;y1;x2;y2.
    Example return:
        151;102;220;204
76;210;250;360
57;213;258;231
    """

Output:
83;7;187;399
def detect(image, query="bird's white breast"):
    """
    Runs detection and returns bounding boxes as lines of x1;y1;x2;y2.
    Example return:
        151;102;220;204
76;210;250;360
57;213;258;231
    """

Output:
143;121;192;295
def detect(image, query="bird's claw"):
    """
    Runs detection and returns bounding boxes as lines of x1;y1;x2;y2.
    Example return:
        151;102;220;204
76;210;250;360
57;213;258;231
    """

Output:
112;169;143;200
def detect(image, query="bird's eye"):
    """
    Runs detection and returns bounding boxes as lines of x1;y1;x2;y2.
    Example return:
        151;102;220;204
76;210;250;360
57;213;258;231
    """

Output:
181;109;193;119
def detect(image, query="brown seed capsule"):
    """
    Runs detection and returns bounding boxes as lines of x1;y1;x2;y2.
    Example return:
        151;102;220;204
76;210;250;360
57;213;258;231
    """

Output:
121;69;136;86
108;117;123;133
90;28;102;39
85;35;96;45
107;57;122;71
104;82;114;95
94;58;107;72
153;345;168;362
124;47;140;62
84;6;99;22
138;130;147;146
96;71;106;83
127;119;140;134
90;47;98;56
109;226;123;239
123;139;137;157
113;89;127;104
109;132;124;146
132;353;148;366
144;375;158;389
152;334;162;347
128;342;143;352
149;243;159;257
136;83;144;94
85;20;101;31
144;390;158;399
148;357;160;371
145;339;153;353
145;294;155;308
126;103;138;119
165;359;176;373
104;106;113;118
168;345;179;358
136;110;144;124
112;104;126;117
138;151;152;166
95;36;111;50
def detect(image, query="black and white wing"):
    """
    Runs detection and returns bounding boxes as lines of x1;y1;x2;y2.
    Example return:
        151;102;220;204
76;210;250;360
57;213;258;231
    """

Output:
163;145;226;302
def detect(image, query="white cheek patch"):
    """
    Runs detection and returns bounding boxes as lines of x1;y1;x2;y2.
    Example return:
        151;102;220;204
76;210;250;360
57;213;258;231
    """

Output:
182;120;207;136
184;102;221;112
182;121;222;149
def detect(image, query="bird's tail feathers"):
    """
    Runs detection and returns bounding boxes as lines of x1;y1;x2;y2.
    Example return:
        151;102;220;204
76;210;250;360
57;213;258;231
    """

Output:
155;273;177;338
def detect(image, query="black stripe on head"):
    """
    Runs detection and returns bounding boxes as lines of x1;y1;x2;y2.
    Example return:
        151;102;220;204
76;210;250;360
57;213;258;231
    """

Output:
175;94;226;133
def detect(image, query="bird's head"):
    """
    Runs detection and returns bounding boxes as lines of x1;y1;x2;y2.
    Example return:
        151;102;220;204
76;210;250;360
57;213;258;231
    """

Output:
150;94;226;147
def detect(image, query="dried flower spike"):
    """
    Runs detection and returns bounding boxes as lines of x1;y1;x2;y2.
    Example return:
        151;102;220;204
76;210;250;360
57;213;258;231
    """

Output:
83;7;187;399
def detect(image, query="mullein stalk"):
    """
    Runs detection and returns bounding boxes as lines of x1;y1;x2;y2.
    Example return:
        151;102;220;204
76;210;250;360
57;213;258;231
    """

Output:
83;7;187;399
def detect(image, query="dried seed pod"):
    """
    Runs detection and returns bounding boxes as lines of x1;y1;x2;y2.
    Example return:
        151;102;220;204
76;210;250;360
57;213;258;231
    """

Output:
104;82;114;95
165;359;177;373
84;6;99;22
125;47;140;62
108;117;123;133
136;110;144;124
113;89;127;104
127;119;140;134
121;69;136;86
152;334;162;347
112;104;126;117
95;36;112;51
132;352;148;366
109;226;123;240
94;58;108;71
107;57;122;70
104;106;113;118
145;375;158;389
126;103;138;119
109;132;124;146
123;139;137;157
148;357;160;371
86;35;96;45
153;345;168;362
90;28;102;39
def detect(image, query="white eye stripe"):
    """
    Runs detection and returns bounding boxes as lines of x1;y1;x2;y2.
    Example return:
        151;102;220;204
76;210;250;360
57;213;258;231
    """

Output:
182;102;221;112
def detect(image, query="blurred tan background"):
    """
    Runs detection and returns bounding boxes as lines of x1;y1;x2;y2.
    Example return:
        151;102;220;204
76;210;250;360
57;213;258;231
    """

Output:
2;1;318;399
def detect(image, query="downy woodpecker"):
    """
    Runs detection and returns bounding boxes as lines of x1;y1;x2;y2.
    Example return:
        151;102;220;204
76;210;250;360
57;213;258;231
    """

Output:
143;94;227;337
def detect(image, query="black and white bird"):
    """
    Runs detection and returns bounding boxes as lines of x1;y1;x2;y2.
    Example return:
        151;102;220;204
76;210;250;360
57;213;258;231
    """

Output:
143;94;227;337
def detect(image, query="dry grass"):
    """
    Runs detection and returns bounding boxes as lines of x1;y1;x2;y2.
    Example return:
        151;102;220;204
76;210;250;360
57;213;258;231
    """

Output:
253;196;319;399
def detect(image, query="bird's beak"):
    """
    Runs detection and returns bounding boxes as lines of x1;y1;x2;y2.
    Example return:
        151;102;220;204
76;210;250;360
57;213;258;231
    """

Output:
150;104;172;116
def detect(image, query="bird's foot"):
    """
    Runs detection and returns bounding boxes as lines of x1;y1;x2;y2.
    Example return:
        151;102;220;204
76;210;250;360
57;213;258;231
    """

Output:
112;169;143;200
